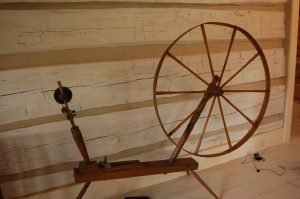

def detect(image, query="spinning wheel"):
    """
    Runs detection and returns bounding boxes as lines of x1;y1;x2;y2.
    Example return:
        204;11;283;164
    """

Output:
54;22;270;199
153;22;270;160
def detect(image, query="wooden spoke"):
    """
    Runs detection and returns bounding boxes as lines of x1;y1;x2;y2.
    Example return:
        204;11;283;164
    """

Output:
217;97;232;148
221;95;254;125
223;89;267;93
201;24;215;78
167;52;209;86
221;52;259;88
170;95;212;161
219;28;237;85
168;111;195;137
195;96;216;154
156;90;206;95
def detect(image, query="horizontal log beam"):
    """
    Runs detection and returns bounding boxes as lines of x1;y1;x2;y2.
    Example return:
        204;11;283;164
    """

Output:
0;113;283;184
0;77;284;132
0;90;285;176
0;120;283;198
0;39;283;71
0;2;286;10
0;0;287;6
0;48;285;126
0;1;288;198
0;8;285;54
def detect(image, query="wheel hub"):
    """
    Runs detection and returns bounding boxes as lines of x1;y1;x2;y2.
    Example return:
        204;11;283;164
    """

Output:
206;75;224;97
212;87;224;96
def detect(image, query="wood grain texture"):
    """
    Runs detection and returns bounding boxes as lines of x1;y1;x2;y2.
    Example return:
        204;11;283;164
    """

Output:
109;134;300;199
74;158;198;182
1;125;285;199
0;48;285;126
0;77;284;133
0;113;283;185
0;83;285;176
283;0;299;142
0;40;283;71
0;8;284;54
0;2;286;11
0;105;283;176
0;0;288;4
0;1;288;198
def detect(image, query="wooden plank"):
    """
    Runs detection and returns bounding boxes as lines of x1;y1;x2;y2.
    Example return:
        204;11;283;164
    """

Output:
255;184;300;199
113;134;300;199
0;84;285;176
0;40;283;71
0;8;285;54
219;167;300;198
2;170;75;199
0;48;285;126
0;113;283;185
0;126;285;199
0;77;285;133
1;98;284;177
283;0;299;142
0;0;288;4
74;158;198;182
0;2;286;11
0;1;289;198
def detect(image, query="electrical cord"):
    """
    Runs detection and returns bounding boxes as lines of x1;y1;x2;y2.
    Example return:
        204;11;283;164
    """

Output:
252;161;286;176
241;152;300;176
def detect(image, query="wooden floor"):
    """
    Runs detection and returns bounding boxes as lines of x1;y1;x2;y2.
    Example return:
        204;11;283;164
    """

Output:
109;101;300;199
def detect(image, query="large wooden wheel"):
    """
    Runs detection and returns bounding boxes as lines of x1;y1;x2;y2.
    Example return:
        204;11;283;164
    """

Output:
153;22;270;158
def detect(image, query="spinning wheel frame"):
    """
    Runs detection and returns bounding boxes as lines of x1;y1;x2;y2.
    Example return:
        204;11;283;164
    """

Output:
54;22;270;199
153;22;270;158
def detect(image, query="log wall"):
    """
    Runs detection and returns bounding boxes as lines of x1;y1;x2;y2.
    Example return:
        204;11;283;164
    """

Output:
0;0;288;198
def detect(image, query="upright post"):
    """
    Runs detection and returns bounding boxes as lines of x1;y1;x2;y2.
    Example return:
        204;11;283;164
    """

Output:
57;81;91;163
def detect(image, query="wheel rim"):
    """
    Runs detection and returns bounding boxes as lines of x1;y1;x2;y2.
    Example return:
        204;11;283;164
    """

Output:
153;22;270;157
